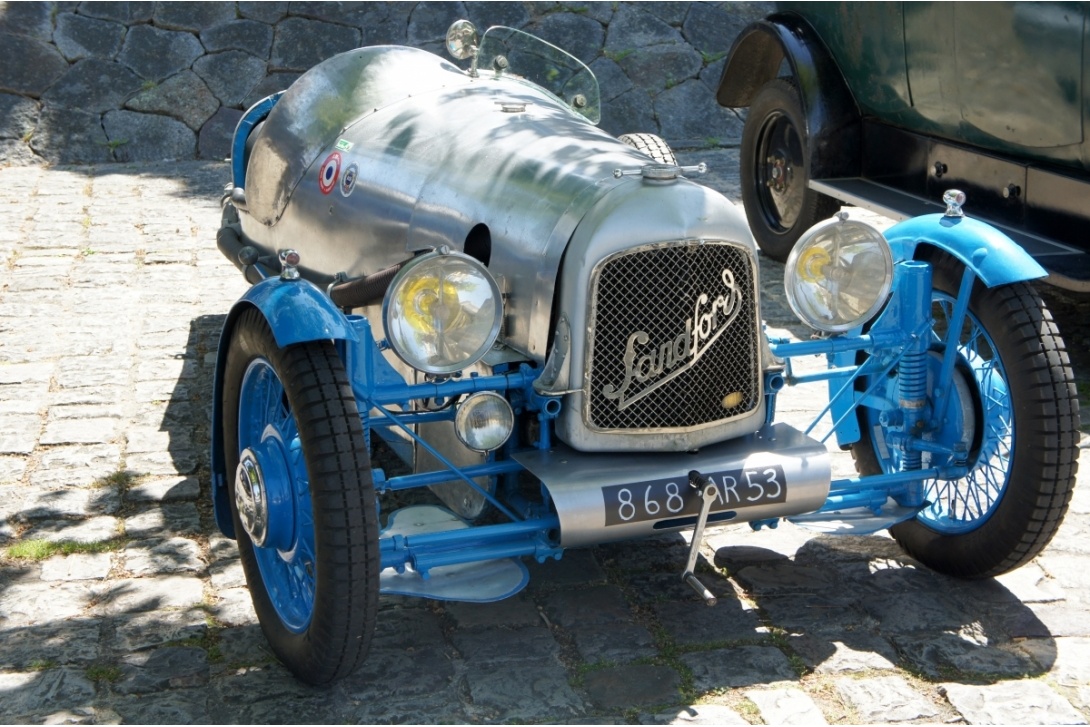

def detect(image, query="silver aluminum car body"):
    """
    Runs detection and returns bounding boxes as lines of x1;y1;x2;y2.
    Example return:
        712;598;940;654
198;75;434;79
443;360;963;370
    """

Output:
238;44;768;455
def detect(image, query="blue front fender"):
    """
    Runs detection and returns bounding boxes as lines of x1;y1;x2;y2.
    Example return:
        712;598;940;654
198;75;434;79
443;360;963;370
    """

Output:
236;276;357;348
210;277;358;537
885;214;1046;287
825;213;1044;450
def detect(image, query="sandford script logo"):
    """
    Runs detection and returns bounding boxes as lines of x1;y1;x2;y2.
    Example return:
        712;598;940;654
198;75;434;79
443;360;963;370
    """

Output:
602;268;744;410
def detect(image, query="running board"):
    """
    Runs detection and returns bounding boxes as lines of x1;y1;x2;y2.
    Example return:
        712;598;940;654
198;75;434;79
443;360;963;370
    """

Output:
810;177;1090;292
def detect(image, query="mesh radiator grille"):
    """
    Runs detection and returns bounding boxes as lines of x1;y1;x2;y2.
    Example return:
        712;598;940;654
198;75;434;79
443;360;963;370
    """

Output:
586;241;760;431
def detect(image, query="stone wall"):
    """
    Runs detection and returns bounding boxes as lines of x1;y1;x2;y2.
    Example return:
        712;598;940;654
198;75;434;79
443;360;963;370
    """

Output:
0;1;770;167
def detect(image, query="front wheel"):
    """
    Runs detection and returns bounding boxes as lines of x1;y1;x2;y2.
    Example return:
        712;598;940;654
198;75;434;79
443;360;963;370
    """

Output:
222;309;379;684
853;251;1079;577
740;78;839;261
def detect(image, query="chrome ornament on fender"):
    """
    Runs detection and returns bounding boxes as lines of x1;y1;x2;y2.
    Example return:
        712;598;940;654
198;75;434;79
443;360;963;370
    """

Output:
602;267;745;410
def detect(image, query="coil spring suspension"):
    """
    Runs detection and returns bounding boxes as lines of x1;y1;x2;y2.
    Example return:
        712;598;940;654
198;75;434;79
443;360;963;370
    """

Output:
893;261;936;509
897;343;928;472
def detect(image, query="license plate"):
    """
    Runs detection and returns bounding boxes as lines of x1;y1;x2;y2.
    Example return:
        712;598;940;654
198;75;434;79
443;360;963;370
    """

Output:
602;465;787;526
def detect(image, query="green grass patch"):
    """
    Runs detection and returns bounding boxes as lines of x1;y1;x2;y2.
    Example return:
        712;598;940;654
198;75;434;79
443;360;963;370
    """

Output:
700;50;728;65
170;628;224;664
94;469;137;489
767;626;811;678
604;48;635;63
27;659;56;671
734;696;761;718
545;3;589;14
4;537;127;562
86;663;122;682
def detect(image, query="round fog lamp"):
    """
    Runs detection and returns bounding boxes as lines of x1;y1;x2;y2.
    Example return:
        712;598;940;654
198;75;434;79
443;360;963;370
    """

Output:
383;250;503;374
455;392;515;452
784;216;893;332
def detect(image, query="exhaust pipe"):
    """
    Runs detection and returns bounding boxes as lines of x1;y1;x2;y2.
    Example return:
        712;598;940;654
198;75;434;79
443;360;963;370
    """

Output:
216;225;269;285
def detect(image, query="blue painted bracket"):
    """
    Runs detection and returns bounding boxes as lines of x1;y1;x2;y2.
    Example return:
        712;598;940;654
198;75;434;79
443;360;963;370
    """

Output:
380;515;562;575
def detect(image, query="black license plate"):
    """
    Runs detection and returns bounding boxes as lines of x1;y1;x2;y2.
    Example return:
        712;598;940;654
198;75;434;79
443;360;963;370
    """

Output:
602;465;787;526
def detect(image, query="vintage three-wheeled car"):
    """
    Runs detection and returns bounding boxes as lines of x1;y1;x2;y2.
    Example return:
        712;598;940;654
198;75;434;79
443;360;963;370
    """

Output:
210;21;1079;683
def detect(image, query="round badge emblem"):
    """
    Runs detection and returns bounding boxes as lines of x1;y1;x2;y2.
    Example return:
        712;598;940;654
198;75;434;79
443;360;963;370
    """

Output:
340;162;359;197
318;152;341;195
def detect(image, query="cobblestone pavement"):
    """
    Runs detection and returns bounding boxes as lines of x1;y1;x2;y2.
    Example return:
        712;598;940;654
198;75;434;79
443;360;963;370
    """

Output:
1;157;1088;724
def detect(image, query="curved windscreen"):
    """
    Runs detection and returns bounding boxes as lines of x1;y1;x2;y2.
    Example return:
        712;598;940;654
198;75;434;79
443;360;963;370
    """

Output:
475;26;601;124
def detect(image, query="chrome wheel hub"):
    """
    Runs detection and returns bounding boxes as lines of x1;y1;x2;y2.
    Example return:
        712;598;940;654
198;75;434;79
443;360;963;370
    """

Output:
236;448;270;545
235;434;295;550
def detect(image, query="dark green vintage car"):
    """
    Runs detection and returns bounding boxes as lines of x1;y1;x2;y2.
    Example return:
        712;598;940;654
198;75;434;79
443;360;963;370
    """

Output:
717;1;1090;291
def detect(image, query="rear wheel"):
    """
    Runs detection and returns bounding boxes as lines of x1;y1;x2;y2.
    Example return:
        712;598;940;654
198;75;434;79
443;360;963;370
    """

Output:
619;133;677;165
222;309;379;684
853;251;1079;577
740;79;838;261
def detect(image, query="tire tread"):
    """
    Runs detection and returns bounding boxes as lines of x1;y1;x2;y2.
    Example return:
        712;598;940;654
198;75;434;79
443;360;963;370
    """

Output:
223;309;379;684
854;251;1079;578
618;132;678;165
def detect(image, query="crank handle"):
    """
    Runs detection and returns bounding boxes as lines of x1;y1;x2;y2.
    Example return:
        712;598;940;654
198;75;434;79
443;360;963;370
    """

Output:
681;470;719;606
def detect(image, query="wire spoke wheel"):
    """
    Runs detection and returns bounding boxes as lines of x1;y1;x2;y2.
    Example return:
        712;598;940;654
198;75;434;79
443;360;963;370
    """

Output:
853;251;1079;577
918;296;1012;532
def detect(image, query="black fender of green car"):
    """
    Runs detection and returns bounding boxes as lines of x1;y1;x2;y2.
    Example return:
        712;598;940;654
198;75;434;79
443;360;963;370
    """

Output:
716;13;861;181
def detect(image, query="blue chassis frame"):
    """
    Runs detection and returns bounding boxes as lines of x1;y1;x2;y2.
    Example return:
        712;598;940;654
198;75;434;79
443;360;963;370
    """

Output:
212;213;1047;585
363;257;955;578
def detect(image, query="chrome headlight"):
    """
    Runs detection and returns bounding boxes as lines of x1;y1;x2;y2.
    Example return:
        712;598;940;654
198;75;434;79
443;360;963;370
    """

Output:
784;216;893;332
383;250;503;374
455;392;515;452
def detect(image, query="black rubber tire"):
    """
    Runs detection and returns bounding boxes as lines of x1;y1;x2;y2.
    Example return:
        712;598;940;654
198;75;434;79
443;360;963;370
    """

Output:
852;250;1080;578
619;133;678;165
740;78;839;261
222;308;379;684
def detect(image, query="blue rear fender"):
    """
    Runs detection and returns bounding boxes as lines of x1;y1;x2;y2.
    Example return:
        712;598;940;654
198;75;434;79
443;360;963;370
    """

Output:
884;214;1046;287
210;277;358;537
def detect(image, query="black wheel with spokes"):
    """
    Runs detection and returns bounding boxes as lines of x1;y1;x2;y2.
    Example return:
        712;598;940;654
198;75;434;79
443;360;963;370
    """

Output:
740;79;839;261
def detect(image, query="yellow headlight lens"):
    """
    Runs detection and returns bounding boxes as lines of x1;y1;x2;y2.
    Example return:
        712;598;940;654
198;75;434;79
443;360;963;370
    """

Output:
784;216;893;332
383;250;503;374
402;275;464;334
